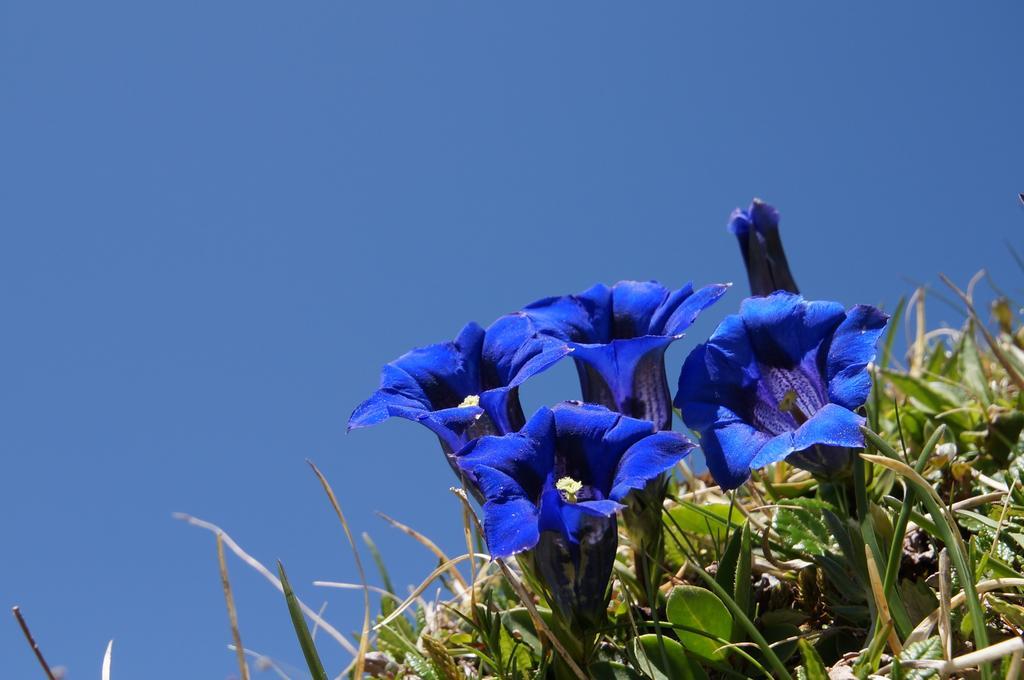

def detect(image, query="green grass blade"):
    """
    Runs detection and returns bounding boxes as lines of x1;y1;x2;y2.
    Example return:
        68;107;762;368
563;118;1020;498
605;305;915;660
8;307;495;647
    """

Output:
362;532;396;594
860;447;992;680
277;561;329;680
882;425;946;597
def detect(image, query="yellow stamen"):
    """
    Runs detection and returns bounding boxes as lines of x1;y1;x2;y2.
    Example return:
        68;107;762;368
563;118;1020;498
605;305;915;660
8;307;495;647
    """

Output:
777;389;798;415
556;476;583;504
459;394;480;408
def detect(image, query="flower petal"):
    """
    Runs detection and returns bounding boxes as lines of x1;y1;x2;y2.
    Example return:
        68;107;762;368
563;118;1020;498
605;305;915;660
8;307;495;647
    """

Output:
654;283;731;337
522;289;606;344
609;281;671;339
474;465;541;558
609;431;695;501
792;403;865;451
569;335;676;422
700;423;768;490
675;316;758;431
739;293;845;367
482;313;574;389
826;304;888;409
456;408;556;499
550;402;654;493
576;498;625;517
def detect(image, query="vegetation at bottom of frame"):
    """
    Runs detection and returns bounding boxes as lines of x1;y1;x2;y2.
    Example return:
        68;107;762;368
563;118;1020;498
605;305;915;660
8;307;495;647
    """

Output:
195;275;1024;680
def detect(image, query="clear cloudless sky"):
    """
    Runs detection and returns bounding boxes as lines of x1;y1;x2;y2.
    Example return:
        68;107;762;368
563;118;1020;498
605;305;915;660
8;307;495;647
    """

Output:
1;2;1022;677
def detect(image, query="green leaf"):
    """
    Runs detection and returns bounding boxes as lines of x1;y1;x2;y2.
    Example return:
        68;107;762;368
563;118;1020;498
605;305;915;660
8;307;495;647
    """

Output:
665;585;732;661
405;651;441;680
989;595;1024;629
500;623;534;676
881;372;970;429
796;638;828;680
362;532;395;595
714;520;743;593
762;622;799;663
893;636;941;680
500;608;543;657
632;635;701;680
590;661;644;680
959;324;991;404
773;498;837;557
733;521;753;622
666;503;736;541
276;561;328;680
898;578;938;628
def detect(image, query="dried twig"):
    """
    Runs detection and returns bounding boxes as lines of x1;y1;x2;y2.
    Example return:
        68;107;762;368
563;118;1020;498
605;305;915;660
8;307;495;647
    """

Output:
11;606;57;680
217;533;250;680
174;512;357;656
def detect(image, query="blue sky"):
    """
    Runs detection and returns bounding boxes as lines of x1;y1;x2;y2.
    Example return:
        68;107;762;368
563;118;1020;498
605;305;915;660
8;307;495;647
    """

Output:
1;2;1021;677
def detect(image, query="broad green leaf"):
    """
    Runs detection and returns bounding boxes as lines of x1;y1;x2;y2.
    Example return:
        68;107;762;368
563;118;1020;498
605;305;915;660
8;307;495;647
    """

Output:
500;608;543;657
591;660;643;680
664;503;738;565
497;625;533;677
989;595;1024;629
763;622;799;663
665;585;732;661
893;636;941;680
958;324;990;404
632;635;702;680
899;578;938;628
667;503;736;538
796;638;827;680
773;498;837;557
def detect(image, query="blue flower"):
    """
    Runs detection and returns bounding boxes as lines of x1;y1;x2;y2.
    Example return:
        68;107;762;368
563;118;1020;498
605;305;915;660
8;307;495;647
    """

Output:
675;292;887;490
456;402;694;630
514;280;729;429
348;320;572;478
729;199;800;297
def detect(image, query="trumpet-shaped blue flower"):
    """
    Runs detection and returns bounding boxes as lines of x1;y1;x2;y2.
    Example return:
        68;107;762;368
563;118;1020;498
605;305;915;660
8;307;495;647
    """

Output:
729;199;800;297
515;280;729;429
348;320;572;477
675;292;887;490
457;402;694;630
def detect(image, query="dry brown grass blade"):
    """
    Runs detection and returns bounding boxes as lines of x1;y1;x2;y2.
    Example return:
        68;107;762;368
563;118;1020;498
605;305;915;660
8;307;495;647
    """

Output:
1008;647;1023;678
228;645;292;680
375;511;468;590
450;487;480;615
101;640;113;680
941;273;1024;391
308;461;371;680
864;545;903;655
217;533;250;680
938;548;952;661
905;577;1024;644
911;286;926;377
173;512;357;656
11;606;57;680
373;552;490;631
313;581;403;602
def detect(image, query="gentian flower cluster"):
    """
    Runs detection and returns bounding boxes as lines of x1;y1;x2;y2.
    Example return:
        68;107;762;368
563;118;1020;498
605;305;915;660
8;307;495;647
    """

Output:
348;197;887;661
